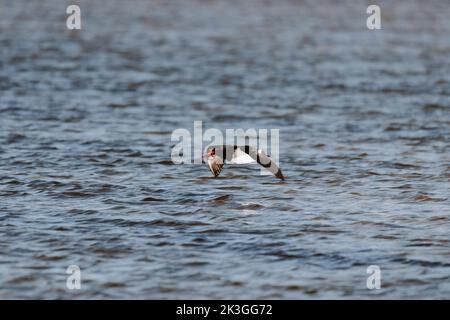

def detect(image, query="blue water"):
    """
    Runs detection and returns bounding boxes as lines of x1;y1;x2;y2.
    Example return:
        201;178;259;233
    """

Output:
1;0;450;299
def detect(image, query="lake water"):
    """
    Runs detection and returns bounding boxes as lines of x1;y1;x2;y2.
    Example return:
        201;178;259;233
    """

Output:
1;0;450;299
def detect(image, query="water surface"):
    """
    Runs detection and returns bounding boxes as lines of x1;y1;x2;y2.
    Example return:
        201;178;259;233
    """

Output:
1;0;450;299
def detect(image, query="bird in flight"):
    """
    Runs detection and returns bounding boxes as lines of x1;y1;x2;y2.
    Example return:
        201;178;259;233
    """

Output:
204;145;284;180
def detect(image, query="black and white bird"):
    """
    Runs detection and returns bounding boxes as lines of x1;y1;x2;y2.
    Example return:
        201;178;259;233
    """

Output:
204;145;284;180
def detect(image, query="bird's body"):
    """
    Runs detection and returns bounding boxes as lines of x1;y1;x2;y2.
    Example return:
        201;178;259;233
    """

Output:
205;145;284;180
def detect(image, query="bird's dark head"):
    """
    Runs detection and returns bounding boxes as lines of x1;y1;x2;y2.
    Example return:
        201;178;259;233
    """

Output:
206;147;216;158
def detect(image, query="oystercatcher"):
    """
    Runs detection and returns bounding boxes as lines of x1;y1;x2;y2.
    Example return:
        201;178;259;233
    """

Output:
205;145;284;180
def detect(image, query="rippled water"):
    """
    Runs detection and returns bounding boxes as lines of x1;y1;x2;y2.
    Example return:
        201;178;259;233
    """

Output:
1;0;450;299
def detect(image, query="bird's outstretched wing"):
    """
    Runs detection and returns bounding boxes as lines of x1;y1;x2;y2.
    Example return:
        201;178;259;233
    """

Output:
239;146;285;180
207;156;223;177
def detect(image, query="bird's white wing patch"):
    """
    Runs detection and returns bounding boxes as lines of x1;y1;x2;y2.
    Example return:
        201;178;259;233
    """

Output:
228;147;256;164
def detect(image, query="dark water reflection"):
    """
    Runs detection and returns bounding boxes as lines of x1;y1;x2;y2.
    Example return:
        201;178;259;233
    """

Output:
1;0;450;298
